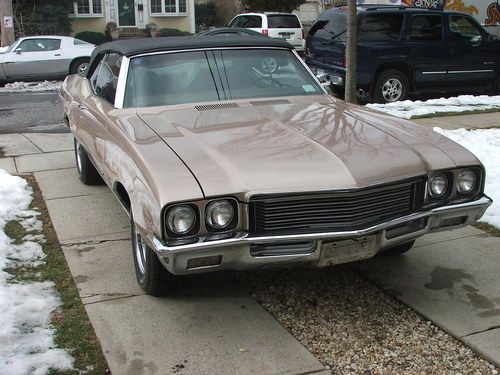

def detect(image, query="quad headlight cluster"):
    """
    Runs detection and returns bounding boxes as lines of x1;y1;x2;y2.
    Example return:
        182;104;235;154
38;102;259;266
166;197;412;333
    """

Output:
427;168;478;200
165;199;236;237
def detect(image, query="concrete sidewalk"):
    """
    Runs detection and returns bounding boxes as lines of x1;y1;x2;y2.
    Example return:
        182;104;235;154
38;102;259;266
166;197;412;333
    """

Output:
1;133;328;374
1;130;499;371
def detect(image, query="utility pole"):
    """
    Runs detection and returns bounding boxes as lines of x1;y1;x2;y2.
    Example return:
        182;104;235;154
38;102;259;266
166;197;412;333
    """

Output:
344;0;357;103
0;0;15;47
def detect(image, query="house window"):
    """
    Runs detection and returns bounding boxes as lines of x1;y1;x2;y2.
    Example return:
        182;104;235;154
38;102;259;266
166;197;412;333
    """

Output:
70;0;103;17
150;0;187;15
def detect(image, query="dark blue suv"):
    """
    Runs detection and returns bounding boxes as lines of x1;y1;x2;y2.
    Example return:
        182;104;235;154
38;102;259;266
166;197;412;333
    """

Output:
305;6;500;103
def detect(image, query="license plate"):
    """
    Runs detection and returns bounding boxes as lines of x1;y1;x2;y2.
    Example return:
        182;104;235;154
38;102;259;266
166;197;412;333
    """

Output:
318;236;376;267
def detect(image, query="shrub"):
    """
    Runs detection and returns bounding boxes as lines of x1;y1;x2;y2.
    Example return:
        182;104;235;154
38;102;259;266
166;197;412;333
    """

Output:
75;31;110;45
158;28;189;37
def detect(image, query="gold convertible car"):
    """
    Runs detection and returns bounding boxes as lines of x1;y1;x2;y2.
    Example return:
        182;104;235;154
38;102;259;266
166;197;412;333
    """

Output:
60;36;492;296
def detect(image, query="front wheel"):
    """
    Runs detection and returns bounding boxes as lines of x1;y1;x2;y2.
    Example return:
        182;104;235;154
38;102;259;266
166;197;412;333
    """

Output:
373;69;409;103
131;216;177;296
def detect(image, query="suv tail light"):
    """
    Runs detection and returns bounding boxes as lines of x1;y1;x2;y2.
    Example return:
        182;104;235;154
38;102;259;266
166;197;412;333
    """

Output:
262;29;268;36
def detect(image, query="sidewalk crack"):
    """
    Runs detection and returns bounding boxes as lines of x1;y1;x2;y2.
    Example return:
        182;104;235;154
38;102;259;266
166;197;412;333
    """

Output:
461;325;500;338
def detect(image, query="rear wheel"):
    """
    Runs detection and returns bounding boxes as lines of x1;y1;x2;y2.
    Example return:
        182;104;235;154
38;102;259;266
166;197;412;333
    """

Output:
379;240;415;257
70;58;89;75
373;69;409;103
131;216;178;296
74;139;103;185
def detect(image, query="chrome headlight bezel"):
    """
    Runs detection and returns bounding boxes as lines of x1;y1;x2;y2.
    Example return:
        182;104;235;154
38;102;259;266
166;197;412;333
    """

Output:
165;204;198;237
427;172;449;199
456;168;477;195
205;199;237;231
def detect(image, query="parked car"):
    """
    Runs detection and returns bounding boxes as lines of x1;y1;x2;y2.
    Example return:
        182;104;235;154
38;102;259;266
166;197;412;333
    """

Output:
0;36;95;83
60;36;491;296
197;27;263;37
306;6;500;103
228;12;305;51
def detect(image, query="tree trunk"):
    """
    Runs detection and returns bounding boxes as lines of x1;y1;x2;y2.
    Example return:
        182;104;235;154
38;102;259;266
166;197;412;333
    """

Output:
344;0;357;104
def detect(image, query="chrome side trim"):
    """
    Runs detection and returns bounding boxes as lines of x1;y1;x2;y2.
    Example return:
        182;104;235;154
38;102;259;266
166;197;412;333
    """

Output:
448;70;494;74
422;71;447;75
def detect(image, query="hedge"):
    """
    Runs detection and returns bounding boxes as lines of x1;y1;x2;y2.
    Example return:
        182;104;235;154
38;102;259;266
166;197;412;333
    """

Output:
158;28;191;37
74;31;110;45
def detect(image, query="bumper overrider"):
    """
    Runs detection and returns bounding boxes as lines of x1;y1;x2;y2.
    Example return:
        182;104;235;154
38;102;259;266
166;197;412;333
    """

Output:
147;196;492;275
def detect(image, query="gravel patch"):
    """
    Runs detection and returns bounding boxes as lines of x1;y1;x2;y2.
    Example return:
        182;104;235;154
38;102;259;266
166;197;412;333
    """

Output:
235;266;499;375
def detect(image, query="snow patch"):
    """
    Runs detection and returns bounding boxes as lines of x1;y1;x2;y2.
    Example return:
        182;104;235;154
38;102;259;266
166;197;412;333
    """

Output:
367;95;500;119
434;128;500;229
0;81;62;93
0;168;74;375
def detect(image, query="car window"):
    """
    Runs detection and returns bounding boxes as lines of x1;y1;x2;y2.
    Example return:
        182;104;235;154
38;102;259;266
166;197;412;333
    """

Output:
267;15;301;28
17;38;61;52
448;15;483;43
358;13;403;42
93;53;122;105
409;14;443;42
123;49;323;108
74;38;92;45
308;12;347;42
229;15;262;28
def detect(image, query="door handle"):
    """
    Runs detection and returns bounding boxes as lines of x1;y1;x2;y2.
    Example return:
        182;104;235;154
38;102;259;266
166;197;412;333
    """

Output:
449;48;458;56
77;103;89;111
54;53;61;56
410;47;421;54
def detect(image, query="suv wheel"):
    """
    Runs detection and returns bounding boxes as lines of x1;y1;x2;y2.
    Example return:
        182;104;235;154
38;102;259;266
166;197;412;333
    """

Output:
373;69;409;103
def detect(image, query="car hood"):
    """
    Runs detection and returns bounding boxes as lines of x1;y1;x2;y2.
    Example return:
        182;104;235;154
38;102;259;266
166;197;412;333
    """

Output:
136;96;479;199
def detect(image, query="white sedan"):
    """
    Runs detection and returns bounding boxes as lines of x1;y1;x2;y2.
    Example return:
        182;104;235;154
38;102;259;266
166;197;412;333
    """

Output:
0;36;95;82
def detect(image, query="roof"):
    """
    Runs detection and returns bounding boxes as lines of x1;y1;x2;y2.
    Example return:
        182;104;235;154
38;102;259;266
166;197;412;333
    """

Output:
325;4;448;13
87;35;292;77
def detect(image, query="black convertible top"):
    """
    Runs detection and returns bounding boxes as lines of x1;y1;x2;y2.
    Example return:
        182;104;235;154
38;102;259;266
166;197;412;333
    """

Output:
87;35;292;77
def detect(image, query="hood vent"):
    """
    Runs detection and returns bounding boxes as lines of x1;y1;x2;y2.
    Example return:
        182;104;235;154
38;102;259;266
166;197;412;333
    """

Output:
195;102;239;111
250;99;291;106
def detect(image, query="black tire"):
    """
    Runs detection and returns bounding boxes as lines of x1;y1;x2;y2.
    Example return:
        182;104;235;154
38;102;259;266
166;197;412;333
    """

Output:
373;69;409;104
74;138;103;185
131;216;177;296
379;240;415;257
69;57;89;75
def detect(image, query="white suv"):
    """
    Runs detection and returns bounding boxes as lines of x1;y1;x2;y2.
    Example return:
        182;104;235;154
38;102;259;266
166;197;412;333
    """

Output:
228;12;305;52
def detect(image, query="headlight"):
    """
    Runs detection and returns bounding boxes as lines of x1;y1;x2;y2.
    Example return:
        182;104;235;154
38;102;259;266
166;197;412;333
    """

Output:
428;172;448;198
205;200;234;229
166;205;196;235
457;169;476;194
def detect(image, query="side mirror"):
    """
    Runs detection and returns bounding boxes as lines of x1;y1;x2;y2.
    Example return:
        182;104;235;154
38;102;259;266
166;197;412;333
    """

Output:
15;48;22;54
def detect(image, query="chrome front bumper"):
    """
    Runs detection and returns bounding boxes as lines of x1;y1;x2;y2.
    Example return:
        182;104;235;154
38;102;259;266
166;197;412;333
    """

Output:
148;196;492;275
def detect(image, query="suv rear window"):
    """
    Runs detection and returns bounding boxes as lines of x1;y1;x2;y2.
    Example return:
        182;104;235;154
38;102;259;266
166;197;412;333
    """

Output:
358;13;403;41
267;15;301;28
229;15;262;28
308;12;347;42
409;14;443;41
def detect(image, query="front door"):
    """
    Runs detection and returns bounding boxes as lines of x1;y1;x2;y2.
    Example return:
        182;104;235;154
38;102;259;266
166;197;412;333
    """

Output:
118;0;136;26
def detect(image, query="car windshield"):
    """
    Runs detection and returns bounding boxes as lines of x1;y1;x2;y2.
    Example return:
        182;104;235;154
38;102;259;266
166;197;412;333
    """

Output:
123;48;323;108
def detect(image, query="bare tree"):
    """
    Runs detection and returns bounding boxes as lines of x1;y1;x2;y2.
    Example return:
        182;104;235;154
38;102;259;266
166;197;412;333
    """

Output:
344;0;357;103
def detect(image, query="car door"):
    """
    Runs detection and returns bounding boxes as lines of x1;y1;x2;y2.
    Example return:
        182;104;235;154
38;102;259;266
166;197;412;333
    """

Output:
76;53;121;175
2;38;63;79
445;14;497;88
404;13;449;90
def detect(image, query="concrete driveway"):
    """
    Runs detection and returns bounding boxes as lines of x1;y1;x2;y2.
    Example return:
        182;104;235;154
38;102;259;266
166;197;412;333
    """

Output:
1;122;499;372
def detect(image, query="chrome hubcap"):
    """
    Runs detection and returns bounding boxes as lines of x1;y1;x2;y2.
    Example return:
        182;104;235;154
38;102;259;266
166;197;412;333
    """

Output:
77;63;88;75
382;78;403;102
133;225;147;275
76;142;83;172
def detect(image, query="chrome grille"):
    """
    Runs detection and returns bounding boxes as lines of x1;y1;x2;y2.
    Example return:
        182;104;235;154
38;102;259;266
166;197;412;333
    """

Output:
249;178;425;234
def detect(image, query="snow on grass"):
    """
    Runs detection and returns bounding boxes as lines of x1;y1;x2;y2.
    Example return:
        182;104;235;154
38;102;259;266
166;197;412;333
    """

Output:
367;95;500;119
0;81;62;93
0;169;74;375
434;127;500;229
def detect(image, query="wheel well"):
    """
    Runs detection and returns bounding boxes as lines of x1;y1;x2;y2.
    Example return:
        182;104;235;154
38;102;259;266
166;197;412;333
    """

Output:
375;62;414;87
114;182;131;213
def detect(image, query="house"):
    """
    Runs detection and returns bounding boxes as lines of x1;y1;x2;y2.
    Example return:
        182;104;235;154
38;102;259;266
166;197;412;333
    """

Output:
69;0;196;35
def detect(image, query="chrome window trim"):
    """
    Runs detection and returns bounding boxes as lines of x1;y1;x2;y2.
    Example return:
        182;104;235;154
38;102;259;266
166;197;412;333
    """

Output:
114;56;130;109
116;47;326;108
448;70;494;74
